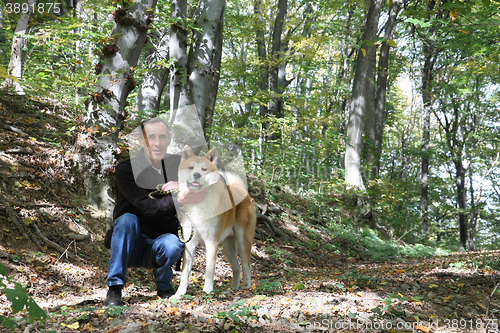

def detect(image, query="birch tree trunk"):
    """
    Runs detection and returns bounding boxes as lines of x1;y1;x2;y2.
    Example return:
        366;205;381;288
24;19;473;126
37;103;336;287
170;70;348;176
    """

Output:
189;0;225;130
169;0;225;133
169;0;189;117
6;0;37;95
344;0;383;190
74;0;157;220
135;30;170;118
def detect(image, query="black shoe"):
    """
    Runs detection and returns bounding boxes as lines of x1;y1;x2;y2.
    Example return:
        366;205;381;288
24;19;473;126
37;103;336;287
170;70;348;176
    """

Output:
103;285;124;306
157;286;176;299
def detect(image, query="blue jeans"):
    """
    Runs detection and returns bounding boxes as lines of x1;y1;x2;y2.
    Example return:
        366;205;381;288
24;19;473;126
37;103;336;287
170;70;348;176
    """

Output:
106;213;184;291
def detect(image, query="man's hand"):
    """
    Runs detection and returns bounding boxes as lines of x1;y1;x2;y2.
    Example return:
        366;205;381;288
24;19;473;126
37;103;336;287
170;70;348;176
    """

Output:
177;186;211;205
162;181;179;193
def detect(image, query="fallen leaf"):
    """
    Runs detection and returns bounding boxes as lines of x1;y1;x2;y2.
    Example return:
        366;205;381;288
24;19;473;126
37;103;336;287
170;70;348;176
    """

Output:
66;322;79;329
293;283;305;290
165;307;180;315
476;302;486;309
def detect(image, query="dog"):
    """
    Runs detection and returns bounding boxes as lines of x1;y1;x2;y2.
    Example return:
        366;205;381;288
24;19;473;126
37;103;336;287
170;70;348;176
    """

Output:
172;145;257;298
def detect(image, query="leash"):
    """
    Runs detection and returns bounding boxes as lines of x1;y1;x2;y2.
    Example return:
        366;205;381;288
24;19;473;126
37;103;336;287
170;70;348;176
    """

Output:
148;184;179;198
148;184;194;243
176;210;194;243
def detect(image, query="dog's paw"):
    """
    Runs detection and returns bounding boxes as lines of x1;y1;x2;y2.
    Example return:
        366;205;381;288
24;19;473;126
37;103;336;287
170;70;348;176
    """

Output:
169;292;182;301
230;280;240;291
240;282;251;290
202;286;214;294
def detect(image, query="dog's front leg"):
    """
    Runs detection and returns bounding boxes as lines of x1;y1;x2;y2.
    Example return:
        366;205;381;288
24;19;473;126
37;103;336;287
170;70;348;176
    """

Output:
172;240;197;299
203;241;219;294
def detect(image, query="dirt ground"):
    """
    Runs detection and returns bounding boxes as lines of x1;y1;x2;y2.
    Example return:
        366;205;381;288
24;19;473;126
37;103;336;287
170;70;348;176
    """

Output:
0;93;499;332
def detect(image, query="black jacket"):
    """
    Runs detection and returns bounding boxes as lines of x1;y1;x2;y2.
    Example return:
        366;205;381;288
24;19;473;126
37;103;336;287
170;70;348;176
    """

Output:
113;152;181;238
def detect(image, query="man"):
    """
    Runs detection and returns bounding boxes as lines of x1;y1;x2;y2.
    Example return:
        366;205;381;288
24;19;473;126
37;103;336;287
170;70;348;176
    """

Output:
103;117;184;306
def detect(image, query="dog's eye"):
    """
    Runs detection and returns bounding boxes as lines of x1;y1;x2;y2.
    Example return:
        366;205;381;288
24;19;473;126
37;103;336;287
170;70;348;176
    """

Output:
188;166;194;170
201;168;207;171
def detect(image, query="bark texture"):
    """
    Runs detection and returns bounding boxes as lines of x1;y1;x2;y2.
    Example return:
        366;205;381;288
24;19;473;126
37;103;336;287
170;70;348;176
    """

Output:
169;0;226;132
74;0;158;220
344;0;383;190
366;0;400;179
135;30;170;118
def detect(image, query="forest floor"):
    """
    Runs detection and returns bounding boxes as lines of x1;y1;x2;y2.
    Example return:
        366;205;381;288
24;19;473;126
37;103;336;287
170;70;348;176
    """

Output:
0;92;499;332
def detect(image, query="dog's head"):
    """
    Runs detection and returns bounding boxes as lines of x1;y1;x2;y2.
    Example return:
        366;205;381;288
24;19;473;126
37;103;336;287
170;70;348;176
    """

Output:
178;145;220;191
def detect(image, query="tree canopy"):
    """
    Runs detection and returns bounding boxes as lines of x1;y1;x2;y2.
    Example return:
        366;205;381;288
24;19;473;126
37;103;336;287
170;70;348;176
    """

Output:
1;0;499;252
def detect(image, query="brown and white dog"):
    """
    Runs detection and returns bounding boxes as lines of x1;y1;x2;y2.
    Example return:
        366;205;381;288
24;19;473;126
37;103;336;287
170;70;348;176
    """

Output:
172;145;256;298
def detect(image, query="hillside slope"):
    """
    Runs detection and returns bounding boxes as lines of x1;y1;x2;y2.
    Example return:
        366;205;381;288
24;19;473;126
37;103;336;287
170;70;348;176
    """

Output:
0;92;499;332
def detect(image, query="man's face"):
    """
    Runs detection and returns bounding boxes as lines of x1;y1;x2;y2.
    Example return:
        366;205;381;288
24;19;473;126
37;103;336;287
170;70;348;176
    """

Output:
139;122;170;168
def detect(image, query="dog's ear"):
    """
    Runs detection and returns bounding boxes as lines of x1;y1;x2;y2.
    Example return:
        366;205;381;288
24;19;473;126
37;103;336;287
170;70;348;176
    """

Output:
181;145;195;163
206;148;217;164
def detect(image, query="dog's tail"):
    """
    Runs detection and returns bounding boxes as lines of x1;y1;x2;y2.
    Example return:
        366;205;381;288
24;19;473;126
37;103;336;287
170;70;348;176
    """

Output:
224;172;249;206
223;172;247;189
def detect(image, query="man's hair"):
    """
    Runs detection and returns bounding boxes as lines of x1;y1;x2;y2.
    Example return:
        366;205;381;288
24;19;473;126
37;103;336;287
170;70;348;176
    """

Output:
141;117;170;132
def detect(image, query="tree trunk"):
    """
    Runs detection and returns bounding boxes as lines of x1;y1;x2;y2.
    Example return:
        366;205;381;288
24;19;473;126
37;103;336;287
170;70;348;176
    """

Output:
368;0;400;179
419;0;440;236
344;0;382;190
454;159;467;250
205;5;224;135
169;0;225;134
74;0;157;220
420;47;435;237
188;0;225;131
169;0;189;118
135;30;170;118
268;0;287;118
361;50;377;179
6;0;37;94
468;167;476;251
254;0;269;163
420;106;431;236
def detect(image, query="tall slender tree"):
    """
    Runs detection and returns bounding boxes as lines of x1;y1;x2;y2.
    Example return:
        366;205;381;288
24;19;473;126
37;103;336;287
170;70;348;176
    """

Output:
344;0;383;190
365;0;400;180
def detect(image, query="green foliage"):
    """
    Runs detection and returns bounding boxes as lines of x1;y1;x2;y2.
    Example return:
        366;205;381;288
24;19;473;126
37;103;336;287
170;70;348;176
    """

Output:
449;255;500;272
255;279;282;295
104;305;126;317
214;299;260;329
0;262;47;330
0;0;115;105
370;293;406;319
366;179;421;243
327;223;436;261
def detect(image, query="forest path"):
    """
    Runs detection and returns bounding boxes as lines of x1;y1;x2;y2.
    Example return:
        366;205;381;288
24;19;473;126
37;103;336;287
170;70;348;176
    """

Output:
2;246;499;332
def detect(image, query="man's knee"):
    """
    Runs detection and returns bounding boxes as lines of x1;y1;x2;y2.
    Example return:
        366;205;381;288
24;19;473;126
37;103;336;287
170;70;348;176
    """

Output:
113;213;140;234
153;234;184;265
